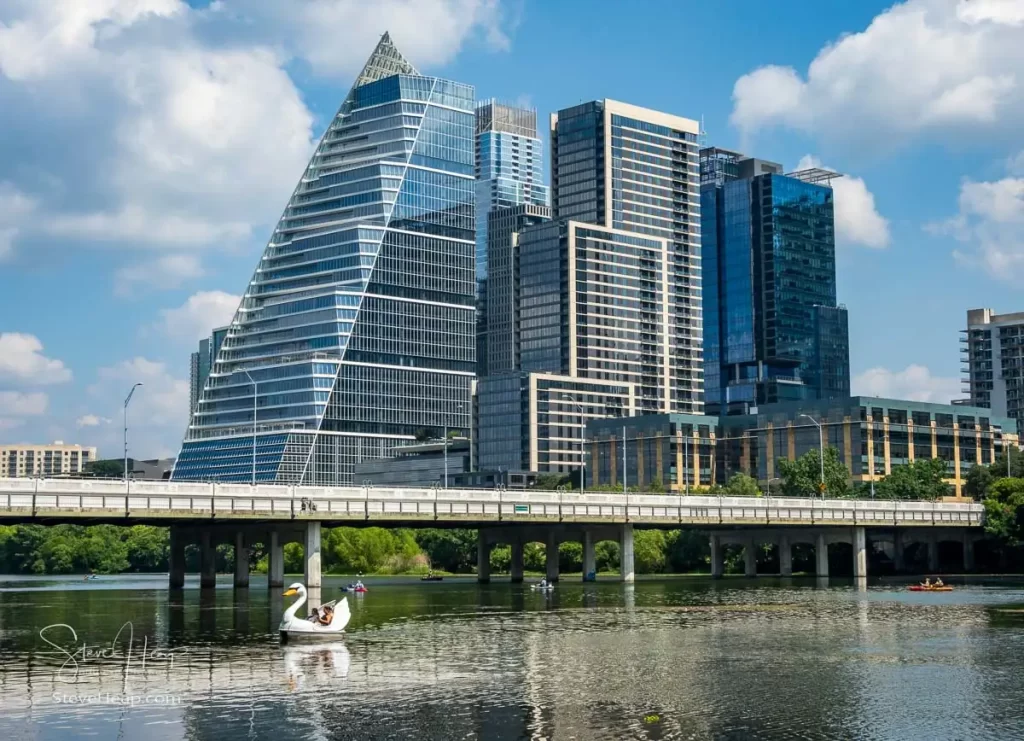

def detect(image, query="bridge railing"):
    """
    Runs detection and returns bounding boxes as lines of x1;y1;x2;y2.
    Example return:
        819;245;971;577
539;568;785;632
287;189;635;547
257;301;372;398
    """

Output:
0;478;984;526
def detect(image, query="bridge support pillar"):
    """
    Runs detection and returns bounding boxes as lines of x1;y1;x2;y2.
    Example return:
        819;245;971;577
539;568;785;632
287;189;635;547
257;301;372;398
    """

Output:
744;537;757;577
927;535;940;573
510;540;524;583
853;526;867;579
893;531;905;573
234;531;249;589
963;532;975;572
268;529;284;588
169;526;185;589
619;524;634;583
545;531;560;582
710;533;723;579
304;521;321;589
816;532;829;578
582;530;596;581
477;532;491;584
779;534;792;577
200;529;216;589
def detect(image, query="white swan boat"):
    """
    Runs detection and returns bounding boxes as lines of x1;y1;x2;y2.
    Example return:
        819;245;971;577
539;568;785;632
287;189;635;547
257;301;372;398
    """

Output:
279;582;351;640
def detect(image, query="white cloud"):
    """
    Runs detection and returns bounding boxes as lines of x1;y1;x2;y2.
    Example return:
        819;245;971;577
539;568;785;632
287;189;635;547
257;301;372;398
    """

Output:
957;0;1024;26
156;290;240;343
90;357;190;456
730;0;1024;144
0;390;48;416
115;253;205;296
932;164;1024;280
0;0;513;262
0;333;72;384
76;414;112;427
0;181;36;261
796;155;890;249
222;0;512;77
1007;150;1024;175
853;364;962;404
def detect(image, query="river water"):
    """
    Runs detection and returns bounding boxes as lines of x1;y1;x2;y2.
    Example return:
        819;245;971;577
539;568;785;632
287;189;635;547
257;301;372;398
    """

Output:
1;574;1024;740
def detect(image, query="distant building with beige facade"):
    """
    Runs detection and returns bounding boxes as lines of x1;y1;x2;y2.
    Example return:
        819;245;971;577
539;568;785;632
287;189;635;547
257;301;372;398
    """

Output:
0;442;97;478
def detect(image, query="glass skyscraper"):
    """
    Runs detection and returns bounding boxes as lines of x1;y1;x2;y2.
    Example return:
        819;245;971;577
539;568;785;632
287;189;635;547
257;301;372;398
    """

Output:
475;101;549;375
700;147;850;415
172;33;476;484
550;100;703;412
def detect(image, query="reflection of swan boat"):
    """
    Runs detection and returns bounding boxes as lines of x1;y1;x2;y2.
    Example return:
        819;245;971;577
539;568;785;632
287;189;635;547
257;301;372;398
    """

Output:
283;642;351;690
279;583;351;640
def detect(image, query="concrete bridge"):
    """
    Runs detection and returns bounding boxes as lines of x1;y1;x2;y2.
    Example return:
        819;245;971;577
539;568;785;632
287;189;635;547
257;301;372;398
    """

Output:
0;478;984;587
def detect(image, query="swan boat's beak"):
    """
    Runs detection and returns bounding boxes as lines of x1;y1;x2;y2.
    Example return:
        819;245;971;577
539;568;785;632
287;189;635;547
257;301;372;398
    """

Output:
283;588;297;596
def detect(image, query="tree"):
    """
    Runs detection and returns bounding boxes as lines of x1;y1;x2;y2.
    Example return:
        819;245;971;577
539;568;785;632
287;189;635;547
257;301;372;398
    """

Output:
84;460;124;478
994;448;1024;479
665;530;709;573
983;478;1024;545
595;541;619;572
874;458;952;501
776;446;849;498
634;530;666;573
558;541;582;572
534;473;569;490
645;477;666;493
965;464;995;501
725;473;761;497
414;529;477;573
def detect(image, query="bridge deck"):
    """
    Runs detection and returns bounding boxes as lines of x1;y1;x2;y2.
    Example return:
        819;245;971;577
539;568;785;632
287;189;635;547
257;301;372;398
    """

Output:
0;478;983;528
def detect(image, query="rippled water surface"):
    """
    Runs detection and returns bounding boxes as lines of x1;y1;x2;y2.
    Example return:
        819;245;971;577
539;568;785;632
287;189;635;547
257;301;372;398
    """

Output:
2;574;1024;740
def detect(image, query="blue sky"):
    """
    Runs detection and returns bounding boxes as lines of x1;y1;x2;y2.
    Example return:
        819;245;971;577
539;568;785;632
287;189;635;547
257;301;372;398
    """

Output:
1;0;1022;457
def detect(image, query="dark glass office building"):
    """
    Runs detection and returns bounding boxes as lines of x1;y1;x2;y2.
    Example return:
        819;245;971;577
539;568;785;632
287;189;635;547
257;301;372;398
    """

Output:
700;148;850;415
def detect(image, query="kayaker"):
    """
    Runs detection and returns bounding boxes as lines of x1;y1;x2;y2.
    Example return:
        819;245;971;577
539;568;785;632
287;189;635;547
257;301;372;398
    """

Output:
539;578;548;588
934;578;944;587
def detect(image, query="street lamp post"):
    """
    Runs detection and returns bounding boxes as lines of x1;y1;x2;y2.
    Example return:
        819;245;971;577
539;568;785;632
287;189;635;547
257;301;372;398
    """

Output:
243;371;257;486
562;395;585;495
123;383;143;481
801;414;825;498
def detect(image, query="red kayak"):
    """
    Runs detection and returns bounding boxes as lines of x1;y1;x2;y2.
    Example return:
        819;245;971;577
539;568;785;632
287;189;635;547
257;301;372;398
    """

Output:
908;585;953;592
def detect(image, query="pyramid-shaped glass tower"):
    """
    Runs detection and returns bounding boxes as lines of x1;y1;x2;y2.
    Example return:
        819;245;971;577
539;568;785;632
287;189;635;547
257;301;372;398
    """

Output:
172;34;476;485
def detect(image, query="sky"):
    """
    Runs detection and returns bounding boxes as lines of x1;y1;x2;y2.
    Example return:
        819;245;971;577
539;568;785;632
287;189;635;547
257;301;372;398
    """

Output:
1;0;1023;459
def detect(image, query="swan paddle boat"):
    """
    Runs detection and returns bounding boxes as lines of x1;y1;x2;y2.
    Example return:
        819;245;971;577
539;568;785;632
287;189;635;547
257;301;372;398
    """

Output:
279;583;351;640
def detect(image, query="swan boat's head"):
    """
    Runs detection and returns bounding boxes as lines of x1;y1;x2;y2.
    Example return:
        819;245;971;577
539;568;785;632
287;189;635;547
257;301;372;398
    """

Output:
283;583;306;598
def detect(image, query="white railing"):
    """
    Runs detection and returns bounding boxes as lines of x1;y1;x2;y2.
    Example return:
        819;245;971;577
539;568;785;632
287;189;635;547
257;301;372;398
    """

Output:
0;478;984;527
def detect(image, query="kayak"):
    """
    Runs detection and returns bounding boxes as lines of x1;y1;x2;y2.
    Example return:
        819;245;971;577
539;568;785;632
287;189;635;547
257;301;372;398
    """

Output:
421;575;443;582
341;585;368;593
908;585;953;592
531;584;554;591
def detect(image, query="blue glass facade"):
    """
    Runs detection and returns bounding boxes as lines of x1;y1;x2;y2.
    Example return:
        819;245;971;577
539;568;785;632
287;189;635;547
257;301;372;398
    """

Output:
173;34;475;484
474;102;549;376
700;149;850;415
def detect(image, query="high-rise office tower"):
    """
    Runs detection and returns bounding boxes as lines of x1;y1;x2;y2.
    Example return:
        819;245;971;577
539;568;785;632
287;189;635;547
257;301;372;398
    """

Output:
172;34;476;484
475;102;549;375
699;147;850;415
519;220;672;413
549;100;703;412
962;308;1024;433
188;326;228;418
483;203;551;375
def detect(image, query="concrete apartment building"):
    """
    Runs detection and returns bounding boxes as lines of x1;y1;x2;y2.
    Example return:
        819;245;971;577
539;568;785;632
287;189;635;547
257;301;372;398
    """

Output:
962;308;1024;435
0;442;97;478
